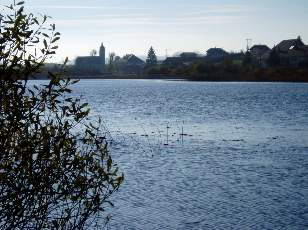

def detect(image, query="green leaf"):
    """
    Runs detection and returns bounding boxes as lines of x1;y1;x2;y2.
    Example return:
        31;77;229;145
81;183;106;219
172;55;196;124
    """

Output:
51;37;60;43
42;33;49;38
43;39;47;49
33;18;39;25
17;6;24;14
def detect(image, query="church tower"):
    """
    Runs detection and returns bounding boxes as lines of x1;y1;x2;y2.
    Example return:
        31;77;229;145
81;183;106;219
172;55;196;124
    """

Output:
99;43;105;66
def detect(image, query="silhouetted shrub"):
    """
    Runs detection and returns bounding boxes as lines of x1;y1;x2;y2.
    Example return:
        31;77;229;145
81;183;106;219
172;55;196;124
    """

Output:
0;2;123;229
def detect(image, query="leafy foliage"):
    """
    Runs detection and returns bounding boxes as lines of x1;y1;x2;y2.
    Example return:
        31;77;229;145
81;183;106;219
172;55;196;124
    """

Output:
108;52;116;72
145;46;157;68
90;49;97;56
0;1;123;229
243;51;253;66
267;47;280;67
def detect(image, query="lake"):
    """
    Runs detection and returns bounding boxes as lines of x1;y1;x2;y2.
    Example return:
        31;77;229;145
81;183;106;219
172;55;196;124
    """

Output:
71;80;308;229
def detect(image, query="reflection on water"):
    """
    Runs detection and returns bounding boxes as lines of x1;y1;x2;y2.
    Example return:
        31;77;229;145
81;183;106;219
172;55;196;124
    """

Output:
59;80;308;229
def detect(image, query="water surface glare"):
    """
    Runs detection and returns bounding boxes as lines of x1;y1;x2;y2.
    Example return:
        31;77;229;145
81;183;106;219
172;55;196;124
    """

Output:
71;80;308;229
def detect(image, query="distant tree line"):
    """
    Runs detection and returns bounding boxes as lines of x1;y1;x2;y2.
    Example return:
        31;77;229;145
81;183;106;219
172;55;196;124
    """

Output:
143;48;308;82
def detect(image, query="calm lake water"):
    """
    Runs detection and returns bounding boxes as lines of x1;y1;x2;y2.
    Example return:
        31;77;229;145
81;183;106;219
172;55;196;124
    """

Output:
71;80;308;229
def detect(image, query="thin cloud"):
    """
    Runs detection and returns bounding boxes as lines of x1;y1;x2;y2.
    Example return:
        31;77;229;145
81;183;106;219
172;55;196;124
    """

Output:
55;15;243;28
77;13;150;19
28;5;149;11
182;4;267;15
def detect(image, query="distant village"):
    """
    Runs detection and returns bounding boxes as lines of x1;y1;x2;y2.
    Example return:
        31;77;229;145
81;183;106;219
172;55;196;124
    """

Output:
48;36;308;81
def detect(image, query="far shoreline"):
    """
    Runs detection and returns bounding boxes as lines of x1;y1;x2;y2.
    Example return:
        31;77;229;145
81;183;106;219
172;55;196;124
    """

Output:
32;75;308;83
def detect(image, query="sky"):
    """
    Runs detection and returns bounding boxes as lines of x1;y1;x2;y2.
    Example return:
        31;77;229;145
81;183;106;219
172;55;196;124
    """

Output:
2;0;308;62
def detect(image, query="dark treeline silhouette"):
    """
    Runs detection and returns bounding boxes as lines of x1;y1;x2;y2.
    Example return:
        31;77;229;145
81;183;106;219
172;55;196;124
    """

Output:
144;38;308;82
144;59;308;82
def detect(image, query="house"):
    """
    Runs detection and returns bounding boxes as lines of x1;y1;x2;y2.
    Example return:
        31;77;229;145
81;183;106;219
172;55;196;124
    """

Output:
275;37;304;52
179;52;201;65
179;52;198;59
205;48;228;63
163;52;200;66
163;57;182;66
248;45;271;66
250;45;270;56
75;43;106;73
115;54;145;75
122;54;145;66
273;36;308;67
206;48;228;58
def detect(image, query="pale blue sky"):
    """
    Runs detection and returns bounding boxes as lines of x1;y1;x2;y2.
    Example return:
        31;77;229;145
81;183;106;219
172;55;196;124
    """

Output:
2;0;308;62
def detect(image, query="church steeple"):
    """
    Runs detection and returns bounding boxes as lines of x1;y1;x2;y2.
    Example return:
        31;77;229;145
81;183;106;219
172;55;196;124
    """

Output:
99;43;105;65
